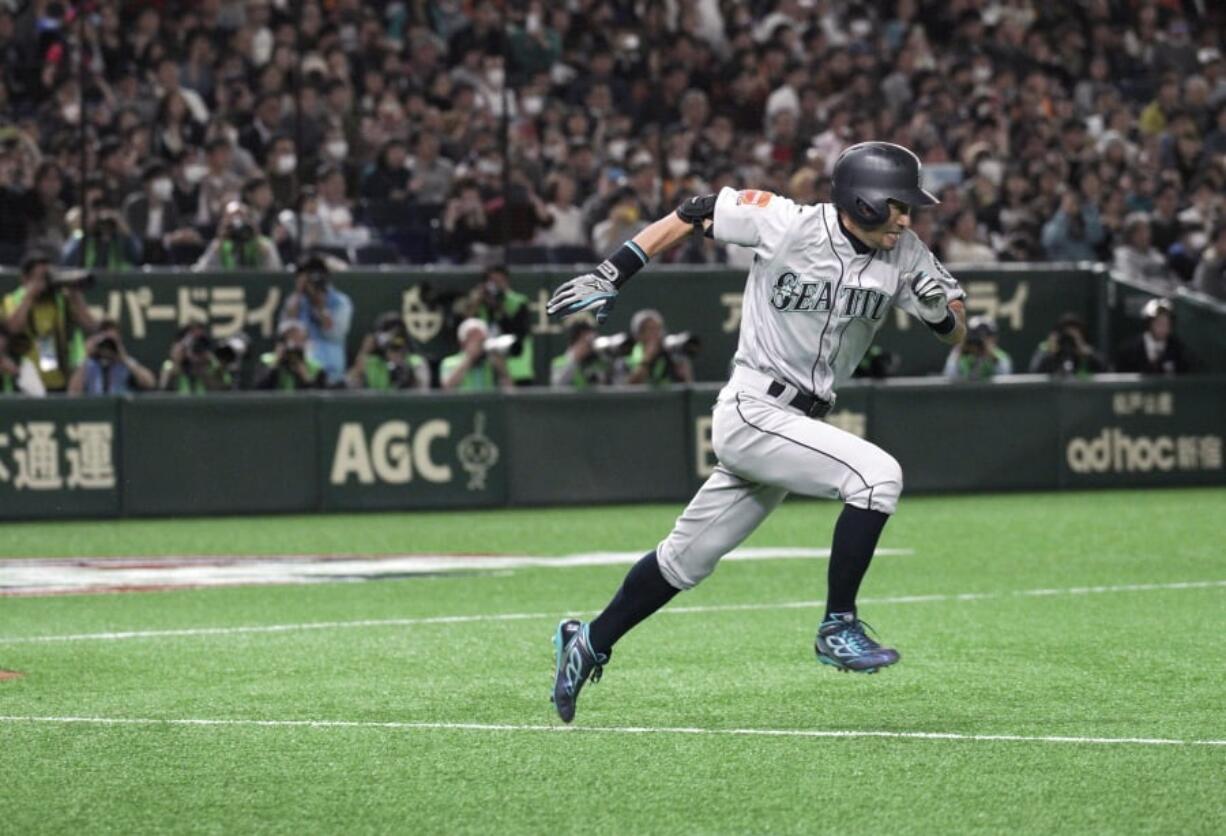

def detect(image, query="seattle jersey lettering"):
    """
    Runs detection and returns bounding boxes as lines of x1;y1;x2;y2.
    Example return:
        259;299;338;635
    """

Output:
770;272;888;320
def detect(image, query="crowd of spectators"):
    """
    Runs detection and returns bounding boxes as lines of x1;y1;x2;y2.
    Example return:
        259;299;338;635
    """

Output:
0;1;1222;298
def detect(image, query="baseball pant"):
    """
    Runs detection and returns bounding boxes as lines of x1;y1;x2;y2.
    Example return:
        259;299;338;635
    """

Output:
656;368;903;591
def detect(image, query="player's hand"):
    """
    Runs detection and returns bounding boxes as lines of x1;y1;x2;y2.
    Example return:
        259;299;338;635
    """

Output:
546;272;618;324
910;271;948;324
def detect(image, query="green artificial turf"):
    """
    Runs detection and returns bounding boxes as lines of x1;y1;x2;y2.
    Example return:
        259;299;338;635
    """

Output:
1;488;1224;834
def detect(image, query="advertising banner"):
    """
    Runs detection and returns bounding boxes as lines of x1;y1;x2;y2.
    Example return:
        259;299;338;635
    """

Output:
1058;378;1226;488
317;393;507;510
0;398;120;519
68;265;1111;388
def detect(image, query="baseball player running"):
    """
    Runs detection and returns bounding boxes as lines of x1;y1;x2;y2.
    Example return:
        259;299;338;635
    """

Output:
545;142;966;722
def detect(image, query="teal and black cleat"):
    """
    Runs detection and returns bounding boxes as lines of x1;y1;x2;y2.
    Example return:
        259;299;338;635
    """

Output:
551;619;609;723
815;612;900;674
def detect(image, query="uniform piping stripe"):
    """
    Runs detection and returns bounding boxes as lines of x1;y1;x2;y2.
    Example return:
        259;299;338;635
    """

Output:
827;251;876;374
811;205;846;394
734;393;870;493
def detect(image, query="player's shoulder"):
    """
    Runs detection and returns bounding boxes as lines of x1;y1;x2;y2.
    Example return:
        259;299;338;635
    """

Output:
718;186;802;213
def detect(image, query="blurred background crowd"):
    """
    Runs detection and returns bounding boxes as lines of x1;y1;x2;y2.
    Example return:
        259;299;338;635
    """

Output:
0;0;1222;297
0;0;1220;398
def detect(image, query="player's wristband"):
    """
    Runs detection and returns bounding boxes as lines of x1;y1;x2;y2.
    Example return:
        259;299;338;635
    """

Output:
598;240;649;288
926;308;957;335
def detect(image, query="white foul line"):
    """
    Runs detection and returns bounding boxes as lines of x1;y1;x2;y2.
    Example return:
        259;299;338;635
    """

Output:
0;579;1222;646
0;715;1221;748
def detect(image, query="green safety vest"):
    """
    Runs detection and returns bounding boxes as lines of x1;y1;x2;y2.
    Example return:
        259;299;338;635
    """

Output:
2;286;85;391
259;352;322;390
478;290;534;383
626;343;672;386
161;358;231;394
362;353;427;390
79;234;133;270
550;353;607;389
220;239;264;268
440;352;496;391
957;348;1010;381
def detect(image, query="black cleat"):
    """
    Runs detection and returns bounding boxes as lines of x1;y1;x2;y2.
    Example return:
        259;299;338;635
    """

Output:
551;619;609;723
815;612;901;674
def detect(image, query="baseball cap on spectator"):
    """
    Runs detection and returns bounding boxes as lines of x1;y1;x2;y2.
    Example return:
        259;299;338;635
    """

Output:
457;318;489;343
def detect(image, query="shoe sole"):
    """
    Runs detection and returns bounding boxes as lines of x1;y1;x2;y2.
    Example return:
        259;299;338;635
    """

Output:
816;651;896;675
550;620;579;720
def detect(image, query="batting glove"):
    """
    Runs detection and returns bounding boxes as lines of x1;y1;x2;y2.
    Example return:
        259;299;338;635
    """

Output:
546;273;618;324
910;271;949;324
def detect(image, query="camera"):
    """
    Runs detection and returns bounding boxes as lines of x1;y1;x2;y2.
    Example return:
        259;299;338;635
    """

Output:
306;270;329;292
482;334;517;355
225;215;256;243
92;335;119;357
1056;330;1079;356
663;331;701;357
47;267;96;292
375;329;408;354
213;334;249;370
188;334;213;357
593;333;633;357
95;214;118;238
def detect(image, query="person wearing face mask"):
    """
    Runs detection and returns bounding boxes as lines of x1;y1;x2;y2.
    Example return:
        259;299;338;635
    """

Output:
123;161;204;265
264;135;299;210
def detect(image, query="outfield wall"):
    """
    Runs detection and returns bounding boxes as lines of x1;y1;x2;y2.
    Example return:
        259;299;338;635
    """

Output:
1;376;1222;520
47;264;1223;383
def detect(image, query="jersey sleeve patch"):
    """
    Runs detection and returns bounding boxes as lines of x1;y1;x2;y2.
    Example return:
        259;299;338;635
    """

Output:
736;189;774;208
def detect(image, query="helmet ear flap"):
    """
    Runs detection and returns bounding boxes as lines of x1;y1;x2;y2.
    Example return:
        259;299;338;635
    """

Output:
855;196;888;228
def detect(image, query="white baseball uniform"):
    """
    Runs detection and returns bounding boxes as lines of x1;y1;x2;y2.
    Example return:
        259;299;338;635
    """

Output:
656;187;965;591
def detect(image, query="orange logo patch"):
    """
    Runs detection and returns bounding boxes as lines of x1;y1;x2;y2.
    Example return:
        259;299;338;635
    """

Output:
736;189;773;208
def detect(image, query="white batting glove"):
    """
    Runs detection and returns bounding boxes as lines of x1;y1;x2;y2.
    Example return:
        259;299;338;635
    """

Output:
546;273;618;323
910;271;949;324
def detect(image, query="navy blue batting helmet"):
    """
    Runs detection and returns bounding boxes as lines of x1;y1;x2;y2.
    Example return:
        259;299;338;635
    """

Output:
832;142;939;228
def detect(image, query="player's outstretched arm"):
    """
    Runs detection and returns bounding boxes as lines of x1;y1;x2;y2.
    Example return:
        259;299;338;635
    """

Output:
546;209;705;322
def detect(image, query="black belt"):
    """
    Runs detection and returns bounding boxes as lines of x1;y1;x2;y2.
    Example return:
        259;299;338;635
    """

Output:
766;380;832;418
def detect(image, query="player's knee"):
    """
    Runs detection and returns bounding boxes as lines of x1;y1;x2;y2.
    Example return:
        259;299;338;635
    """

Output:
656;539;715;590
844;453;902;514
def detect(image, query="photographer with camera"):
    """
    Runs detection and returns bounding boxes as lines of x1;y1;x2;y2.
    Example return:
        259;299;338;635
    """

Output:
460;264;535;386
193;200;282;271
551;320;612;389
0;323;45;396
440;317;513;392
159;322;232;394
3;252;97;392
1029;313;1108;377
67;319;157;395
255;320;326;391
621;309;695;386
943;316;1013;381
279;253;353;386
347;312;431;391
60;200;142;269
